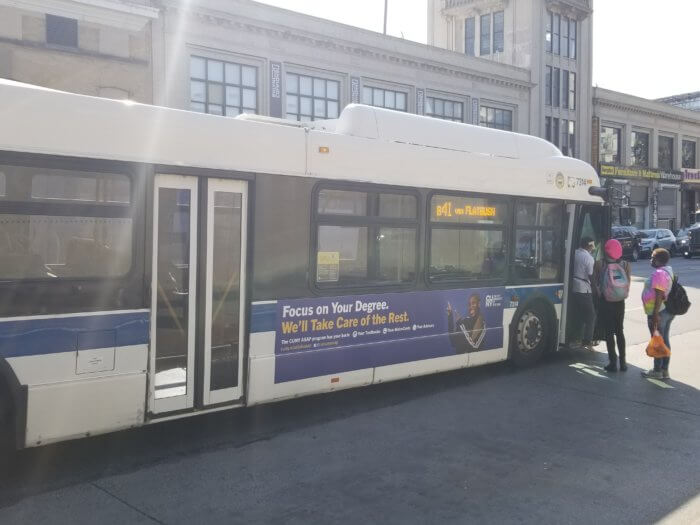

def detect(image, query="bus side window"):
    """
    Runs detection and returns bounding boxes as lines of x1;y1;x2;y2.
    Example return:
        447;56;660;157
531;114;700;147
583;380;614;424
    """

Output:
0;161;140;316
314;187;418;288
512;200;564;282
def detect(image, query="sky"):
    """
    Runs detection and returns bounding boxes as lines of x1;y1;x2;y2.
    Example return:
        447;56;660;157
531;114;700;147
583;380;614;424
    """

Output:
255;0;700;100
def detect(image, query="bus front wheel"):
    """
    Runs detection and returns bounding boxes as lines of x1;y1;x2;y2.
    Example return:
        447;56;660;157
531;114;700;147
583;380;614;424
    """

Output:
510;302;553;367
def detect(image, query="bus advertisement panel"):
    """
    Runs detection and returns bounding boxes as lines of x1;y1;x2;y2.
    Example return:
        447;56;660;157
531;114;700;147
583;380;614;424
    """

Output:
274;287;505;382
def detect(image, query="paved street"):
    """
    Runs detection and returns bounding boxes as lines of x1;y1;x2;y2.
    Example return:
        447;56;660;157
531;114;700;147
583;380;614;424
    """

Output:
1;257;699;525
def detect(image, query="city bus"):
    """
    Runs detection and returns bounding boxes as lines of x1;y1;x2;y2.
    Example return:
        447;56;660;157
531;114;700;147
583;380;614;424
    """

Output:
0;80;607;449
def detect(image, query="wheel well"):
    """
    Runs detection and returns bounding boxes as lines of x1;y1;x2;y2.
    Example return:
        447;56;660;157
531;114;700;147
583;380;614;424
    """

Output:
508;297;558;358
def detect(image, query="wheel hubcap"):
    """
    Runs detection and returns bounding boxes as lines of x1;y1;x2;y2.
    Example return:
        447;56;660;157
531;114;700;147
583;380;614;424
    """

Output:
517;311;543;352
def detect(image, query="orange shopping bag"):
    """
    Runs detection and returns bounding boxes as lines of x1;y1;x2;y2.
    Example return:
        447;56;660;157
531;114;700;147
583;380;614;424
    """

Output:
646;330;671;358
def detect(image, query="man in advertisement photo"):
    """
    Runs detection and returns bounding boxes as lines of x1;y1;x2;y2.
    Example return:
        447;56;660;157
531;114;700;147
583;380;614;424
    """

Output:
447;294;486;353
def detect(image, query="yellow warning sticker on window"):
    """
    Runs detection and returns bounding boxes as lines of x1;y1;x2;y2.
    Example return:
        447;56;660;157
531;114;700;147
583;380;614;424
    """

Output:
317;251;340;283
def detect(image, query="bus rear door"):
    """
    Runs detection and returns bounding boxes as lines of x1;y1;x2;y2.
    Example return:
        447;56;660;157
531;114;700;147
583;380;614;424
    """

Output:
149;175;248;415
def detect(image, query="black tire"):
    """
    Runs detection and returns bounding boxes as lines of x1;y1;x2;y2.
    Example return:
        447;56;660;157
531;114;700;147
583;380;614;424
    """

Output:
670;245;677;257
631;247;639;262
510;301;554;367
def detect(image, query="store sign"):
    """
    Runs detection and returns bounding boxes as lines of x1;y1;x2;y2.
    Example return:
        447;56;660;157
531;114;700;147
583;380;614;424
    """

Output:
600;164;682;183
682;168;700;184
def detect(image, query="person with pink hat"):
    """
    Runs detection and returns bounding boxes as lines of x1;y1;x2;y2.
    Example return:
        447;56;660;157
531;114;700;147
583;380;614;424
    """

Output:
594;238;631;372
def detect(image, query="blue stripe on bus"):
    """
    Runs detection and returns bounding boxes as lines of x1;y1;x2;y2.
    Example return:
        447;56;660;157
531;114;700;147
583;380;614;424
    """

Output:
251;302;277;333
506;284;564;307
0;312;150;358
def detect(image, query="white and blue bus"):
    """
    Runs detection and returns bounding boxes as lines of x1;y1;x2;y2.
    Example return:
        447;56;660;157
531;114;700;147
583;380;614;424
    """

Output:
0;80;607;449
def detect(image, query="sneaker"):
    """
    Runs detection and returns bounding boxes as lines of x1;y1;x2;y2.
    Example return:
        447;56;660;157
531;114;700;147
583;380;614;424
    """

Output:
662;370;670;380
641;369;663;379
619;363;628;372
604;363;617;372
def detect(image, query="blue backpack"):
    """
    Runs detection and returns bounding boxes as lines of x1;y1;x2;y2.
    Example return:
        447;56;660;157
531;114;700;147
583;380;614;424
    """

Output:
600;259;630;302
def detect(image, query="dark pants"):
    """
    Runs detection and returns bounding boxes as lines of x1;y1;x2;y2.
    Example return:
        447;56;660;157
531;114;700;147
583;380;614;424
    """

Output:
600;300;625;364
572;292;595;344
647;310;674;371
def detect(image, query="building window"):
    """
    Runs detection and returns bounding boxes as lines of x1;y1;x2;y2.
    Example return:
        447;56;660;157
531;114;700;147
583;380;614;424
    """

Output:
480;14;491;55
552;68;560;107
569;19;577;59
552;118;559;147
682;139;697;168
190;56;257;116
362;86;407;112
561;71;569;109
479;106;513;131
428;194;508;283
568;72;576;110
426;97;463;122
631;131;650;167
545;11;553;53
46;14;78;48
629;185;648;206
545;67;552;106
658;136;674;170
493;11;504;53
513;201;563;281
600;126;622;164
465;17;475;56
0;165;132;280
561;16;569;58
286;73;340;122
552;13;560;55
568;121;576;157
314;187;417;287
545;117;551;142
561;119;569;156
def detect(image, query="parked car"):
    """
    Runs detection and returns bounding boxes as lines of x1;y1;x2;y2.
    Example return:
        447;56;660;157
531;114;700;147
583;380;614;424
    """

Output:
681;224;700;259
675;227;690;251
638;229;677;257
673;222;700;253
611;226;641;261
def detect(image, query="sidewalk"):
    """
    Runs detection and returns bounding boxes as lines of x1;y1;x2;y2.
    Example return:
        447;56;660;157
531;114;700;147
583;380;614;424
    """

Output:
594;329;700;389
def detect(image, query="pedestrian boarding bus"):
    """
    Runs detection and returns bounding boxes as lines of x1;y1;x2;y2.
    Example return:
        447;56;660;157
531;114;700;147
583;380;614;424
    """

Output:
0;80;608;449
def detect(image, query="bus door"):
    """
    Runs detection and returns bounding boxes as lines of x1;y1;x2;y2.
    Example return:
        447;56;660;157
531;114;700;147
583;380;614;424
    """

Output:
560;203;609;344
150;175;248;415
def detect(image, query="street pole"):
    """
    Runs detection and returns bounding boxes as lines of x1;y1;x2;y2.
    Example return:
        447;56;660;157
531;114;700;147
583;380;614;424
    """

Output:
383;0;388;34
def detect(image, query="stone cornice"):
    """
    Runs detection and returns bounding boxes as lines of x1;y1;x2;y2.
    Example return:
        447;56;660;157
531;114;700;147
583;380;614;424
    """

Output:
442;0;509;16
594;97;700;128
171;4;533;92
545;0;592;21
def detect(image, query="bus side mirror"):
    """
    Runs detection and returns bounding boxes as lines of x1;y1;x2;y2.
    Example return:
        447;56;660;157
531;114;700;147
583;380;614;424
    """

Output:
588;186;610;201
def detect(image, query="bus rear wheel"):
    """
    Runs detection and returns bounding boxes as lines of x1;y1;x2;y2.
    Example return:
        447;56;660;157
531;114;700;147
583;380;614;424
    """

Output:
511;302;553;367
